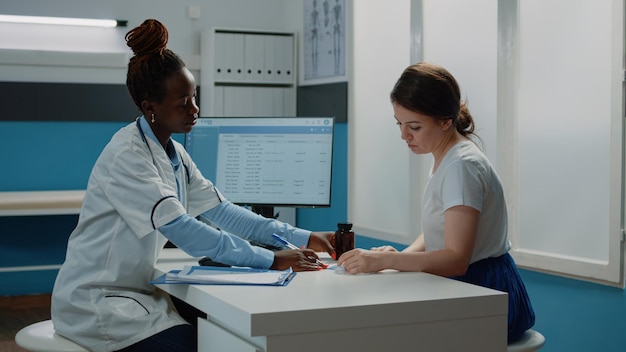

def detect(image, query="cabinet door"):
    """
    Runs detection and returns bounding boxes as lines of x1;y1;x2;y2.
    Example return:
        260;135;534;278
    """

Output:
213;86;224;117
198;318;263;352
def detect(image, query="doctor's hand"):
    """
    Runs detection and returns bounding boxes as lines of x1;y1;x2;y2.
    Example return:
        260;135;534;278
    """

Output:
271;249;323;272
307;231;335;257
336;248;387;274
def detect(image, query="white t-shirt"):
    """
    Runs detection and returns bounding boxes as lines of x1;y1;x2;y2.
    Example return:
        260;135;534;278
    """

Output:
422;140;510;263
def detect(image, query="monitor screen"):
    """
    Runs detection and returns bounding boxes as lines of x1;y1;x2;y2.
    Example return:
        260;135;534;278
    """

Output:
185;117;334;207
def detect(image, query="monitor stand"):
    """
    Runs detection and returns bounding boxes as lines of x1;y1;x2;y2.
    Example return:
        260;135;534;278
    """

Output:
251;206;278;219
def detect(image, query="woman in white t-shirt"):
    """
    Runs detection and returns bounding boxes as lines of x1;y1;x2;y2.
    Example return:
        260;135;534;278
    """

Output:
337;62;535;343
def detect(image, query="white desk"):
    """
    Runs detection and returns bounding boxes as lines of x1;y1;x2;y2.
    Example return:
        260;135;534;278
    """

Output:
0;190;84;216
154;248;508;352
0;190;84;274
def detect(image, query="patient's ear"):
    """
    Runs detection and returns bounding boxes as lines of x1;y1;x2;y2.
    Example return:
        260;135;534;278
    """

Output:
441;118;453;130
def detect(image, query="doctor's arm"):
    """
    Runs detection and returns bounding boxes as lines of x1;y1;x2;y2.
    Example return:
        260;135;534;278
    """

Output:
198;200;334;254
199;200;309;247
159;214;321;271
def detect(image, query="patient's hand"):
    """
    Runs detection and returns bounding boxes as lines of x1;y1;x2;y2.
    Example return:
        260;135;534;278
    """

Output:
370;245;397;252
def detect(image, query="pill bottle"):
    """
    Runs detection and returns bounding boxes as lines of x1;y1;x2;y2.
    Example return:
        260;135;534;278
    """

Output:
334;222;354;259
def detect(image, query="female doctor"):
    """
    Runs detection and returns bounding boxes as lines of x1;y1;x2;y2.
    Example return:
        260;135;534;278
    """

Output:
51;19;334;352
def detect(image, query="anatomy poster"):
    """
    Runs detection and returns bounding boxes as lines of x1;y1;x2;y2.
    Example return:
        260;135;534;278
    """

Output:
303;0;345;81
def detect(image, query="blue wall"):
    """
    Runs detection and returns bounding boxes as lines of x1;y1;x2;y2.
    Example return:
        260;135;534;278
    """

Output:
521;270;626;351
1;121;128;191
2;121;626;351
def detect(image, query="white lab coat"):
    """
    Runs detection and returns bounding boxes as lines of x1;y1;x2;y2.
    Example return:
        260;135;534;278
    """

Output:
51;119;221;352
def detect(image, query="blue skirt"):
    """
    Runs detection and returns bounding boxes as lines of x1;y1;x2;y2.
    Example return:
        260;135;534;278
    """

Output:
450;252;535;343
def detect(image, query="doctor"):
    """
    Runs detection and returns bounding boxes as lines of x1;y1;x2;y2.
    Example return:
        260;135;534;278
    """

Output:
51;19;334;352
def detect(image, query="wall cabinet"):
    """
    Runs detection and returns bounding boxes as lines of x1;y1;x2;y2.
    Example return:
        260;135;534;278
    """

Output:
201;28;297;117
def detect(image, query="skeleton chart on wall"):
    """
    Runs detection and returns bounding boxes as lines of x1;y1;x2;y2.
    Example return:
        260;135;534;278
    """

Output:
303;0;345;81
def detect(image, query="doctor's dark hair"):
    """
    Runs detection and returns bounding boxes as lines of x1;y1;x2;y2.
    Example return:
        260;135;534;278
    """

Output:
125;19;186;110
390;62;476;139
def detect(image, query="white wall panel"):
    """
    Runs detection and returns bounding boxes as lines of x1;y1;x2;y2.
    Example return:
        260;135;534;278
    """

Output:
508;0;624;283
349;0;413;244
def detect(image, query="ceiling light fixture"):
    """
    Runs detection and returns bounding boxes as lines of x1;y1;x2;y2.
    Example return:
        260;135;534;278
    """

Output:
0;14;127;27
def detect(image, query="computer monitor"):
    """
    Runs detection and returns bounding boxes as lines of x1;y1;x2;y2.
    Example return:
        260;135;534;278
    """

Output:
185;116;334;208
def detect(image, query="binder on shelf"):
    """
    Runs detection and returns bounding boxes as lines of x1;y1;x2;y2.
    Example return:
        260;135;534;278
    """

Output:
263;35;277;82
214;32;228;81
244;33;264;82
231;33;245;80
151;265;296;286
276;35;294;84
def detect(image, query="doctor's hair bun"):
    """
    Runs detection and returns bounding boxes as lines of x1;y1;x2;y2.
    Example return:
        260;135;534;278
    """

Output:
125;19;169;57
125;18;185;110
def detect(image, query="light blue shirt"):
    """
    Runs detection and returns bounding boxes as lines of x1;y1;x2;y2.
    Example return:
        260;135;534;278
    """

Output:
138;116;184;199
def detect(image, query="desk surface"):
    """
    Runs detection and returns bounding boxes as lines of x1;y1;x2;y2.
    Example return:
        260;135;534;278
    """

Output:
0;190;84;215
154;249;508;341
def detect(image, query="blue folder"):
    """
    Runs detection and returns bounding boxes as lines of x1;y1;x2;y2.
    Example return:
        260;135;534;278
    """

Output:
151;265;296;286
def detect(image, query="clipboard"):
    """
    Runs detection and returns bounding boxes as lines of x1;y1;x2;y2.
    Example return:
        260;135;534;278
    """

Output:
151;265;296;286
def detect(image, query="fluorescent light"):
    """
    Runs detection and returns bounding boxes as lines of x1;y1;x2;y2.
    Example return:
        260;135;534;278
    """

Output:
0;14;127;27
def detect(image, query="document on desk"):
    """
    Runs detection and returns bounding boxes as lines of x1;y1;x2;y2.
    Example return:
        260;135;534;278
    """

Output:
151;265;295;286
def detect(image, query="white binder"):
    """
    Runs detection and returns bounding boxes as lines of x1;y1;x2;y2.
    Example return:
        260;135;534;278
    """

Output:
263;35;276;82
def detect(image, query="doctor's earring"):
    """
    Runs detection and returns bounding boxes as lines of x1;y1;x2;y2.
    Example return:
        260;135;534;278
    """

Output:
151;113;155;123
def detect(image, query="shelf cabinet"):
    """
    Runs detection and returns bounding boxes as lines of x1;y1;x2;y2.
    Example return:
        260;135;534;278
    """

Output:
201;28;297;117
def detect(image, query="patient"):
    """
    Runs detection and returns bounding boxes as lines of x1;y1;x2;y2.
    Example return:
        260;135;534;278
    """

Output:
337;62;535;343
